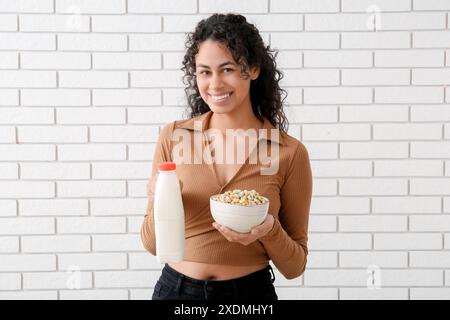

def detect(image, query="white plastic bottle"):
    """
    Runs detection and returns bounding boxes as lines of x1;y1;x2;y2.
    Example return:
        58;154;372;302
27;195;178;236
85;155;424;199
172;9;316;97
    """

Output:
153;161;185;263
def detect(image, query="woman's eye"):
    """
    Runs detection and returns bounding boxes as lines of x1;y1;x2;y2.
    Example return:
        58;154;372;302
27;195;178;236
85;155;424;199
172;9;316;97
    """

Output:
224;68;233;73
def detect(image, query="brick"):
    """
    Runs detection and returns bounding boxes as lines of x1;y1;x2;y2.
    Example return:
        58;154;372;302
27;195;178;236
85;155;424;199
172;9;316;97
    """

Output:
340;251;408;268
375;50;444;67
410;251;450;267
375;160;443;176
0;291;57;300
20;14;90;32
411;288;450;300
57;181;126;198
0;200;16;216
0;254;55;271
56;0;125;13
92;234;143;252
0;15;17;31
199;0;267;13
58;253;127;270
57;108;125;124
91;198;147;216
90;125;157;142
21;162;90;180
59;71;128;89
93;89;161;106
380;270;443;286
127;106;185;124
0;0;54;13
303;124;370;141
373;123;441;140
373;196;441;214
304;51;372;67
129;34;187;51
413;31;450;48
271;33;339;49
342;0;411;12
339;216;407;232
314;161;372;178
282;69;339;86
93;53;161;70
340;105;408;122
378;12;446;30
309;233;372;250
340;142;409;159
0;274;21;290
23;271;92;289
58;144;126;161
0;127;15;143
410;178;450;195
0;89;18;105
340;178;407;195
0;144;55;160
411;142;450;158
305;13;372;31
129;252;161;270
57;217;126;234
21;89;90;106
18;126;87;143
0;163;18;180
0;236;19;253
20;199;89;216
0;181;54;198
92;15;160;32
410;215;450;231
374;233;442;249
0;71;56;88
414;0;450;11
58;34;127;51
0;33;55;50
304;87;372;104
92;162;150;179
342;69;410;85
21;53;90;70
271;0;340;13
0;217;54;235
340;288;408;300
309;216;336;232
276;287;338;300
22;235;91;253
375;87;443;103
128;0;197;13
60;289;128;300
304;269;368;286
412;69;450;85
343;32;411;48
130;70;183;88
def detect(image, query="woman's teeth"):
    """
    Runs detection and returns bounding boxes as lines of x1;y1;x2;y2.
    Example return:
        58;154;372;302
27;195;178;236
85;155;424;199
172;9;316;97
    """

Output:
210;93;231;101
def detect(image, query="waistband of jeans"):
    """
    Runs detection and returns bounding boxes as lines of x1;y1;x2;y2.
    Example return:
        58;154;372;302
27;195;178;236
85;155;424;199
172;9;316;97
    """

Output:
161;263;274;288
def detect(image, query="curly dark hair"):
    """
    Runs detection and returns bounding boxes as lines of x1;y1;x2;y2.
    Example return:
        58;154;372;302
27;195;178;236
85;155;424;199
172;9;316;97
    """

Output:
181;13;289;133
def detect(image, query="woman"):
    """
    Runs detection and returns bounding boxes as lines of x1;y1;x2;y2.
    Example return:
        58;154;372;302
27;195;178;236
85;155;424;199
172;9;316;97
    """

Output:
141;13;313;300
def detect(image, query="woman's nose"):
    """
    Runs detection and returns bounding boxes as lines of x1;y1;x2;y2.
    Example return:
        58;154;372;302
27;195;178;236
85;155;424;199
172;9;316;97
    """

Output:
210;73;224;88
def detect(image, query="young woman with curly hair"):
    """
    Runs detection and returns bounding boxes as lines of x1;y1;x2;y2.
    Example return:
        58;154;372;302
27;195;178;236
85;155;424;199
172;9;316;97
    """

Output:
141;13;313;301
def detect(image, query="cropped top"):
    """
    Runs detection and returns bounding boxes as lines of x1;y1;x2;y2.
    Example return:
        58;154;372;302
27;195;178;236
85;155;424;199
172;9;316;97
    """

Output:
141;110;313;279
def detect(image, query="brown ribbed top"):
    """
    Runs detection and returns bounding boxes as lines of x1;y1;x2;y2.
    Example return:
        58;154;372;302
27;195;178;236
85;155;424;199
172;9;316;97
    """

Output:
141;111;313;279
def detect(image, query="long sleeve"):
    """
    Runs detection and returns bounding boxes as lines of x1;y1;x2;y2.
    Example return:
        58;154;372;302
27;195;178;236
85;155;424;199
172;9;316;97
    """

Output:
258;142;313;280
140;123;173;255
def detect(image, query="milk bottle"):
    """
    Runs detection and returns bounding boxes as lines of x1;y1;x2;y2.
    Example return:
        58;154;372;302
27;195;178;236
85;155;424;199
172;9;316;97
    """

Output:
154;162;185;263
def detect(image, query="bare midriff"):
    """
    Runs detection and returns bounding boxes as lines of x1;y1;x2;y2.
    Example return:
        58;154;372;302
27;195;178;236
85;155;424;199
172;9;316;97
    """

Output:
168;261;269;281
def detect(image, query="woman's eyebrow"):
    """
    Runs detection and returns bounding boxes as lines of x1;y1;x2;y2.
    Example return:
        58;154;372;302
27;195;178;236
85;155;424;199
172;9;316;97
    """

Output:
197;61;236;69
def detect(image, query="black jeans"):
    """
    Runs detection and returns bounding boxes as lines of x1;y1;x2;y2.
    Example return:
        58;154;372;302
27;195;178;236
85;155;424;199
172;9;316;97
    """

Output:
152;263;278;301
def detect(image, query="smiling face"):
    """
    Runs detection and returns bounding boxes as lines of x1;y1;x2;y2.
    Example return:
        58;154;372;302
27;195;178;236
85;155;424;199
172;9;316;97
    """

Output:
194;39;259;116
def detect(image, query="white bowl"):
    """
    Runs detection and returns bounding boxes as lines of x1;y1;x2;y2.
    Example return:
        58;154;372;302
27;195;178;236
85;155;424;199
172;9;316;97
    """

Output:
209;195;269;233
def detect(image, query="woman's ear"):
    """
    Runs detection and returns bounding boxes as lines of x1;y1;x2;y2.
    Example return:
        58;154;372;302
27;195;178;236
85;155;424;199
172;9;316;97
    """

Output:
250;66;260;80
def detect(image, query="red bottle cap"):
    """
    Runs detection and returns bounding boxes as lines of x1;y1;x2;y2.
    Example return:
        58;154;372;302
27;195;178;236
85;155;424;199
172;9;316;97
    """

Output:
158;162;176;171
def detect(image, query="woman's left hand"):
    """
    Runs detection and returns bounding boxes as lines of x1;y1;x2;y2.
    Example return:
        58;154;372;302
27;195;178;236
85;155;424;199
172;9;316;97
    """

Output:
212;214;275;246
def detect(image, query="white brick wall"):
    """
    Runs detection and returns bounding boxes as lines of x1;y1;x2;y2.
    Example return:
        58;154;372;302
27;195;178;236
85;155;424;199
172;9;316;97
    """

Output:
0;0;449;300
